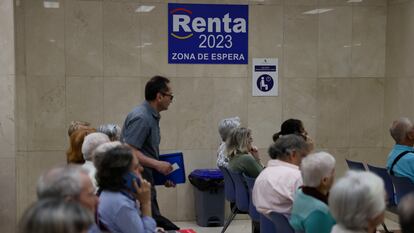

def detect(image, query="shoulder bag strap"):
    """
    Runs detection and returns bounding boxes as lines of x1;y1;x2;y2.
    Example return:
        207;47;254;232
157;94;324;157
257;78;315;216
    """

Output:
390;151;412;176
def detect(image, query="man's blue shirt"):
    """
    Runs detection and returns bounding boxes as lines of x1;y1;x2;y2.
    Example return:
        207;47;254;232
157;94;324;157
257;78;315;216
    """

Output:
386;144;414;182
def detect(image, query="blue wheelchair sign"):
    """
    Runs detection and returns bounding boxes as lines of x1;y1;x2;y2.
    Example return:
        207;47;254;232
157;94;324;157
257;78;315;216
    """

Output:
256;74;274;92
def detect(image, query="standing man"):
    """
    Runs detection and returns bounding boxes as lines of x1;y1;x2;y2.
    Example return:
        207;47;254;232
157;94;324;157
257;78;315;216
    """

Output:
121;75;179;230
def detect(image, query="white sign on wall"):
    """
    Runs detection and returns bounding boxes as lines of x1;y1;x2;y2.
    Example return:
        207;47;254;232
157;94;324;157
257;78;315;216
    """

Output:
252;58;278;96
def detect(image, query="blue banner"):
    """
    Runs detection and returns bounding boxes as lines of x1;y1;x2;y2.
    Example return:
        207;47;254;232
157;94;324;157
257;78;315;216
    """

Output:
168;3;248;64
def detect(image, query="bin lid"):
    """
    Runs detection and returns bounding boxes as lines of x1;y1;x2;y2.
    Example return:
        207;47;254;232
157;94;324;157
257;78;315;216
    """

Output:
190;169;223;179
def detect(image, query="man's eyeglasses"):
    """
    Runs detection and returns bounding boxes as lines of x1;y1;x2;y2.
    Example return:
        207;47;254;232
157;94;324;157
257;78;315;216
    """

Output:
161;92;174;100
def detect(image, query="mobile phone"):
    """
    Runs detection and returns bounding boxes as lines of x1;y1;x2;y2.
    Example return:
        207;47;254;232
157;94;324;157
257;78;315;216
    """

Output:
123;172;141;193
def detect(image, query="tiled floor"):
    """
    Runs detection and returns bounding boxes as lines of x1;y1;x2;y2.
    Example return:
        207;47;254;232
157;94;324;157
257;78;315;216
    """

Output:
175;217;401;233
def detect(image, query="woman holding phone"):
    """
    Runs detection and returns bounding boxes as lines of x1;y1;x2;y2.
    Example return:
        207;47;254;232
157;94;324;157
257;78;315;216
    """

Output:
227;127;264;178
96;145;156;233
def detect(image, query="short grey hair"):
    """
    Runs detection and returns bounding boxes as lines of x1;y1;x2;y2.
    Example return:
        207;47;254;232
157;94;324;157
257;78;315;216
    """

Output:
301;151;336;187
329;171;385;230
218;117;241;141
93;141;123;168
390;117;413;143
398;193;414;233
81;132;110;161
18;198;93;233
37;165;86;200
268;134;309;160
97;123;122;141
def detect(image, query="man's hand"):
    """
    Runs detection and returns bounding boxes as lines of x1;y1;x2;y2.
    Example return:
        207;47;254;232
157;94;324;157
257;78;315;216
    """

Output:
164;180;176;188
155;160;173;175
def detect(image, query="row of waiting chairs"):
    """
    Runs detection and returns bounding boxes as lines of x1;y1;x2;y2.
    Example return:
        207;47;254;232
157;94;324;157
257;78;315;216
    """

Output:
219;166;294;233
346;159;414;206
346;159;414;233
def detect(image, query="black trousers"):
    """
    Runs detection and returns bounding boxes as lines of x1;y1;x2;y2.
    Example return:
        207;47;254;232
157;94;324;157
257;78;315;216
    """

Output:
143;167;179;231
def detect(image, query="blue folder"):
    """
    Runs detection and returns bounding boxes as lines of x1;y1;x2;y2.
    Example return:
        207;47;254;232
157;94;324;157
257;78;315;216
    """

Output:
153;152;186;186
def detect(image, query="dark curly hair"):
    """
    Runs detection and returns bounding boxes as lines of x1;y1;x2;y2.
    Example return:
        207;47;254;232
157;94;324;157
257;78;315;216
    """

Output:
96;145;133;191
272;119;305;142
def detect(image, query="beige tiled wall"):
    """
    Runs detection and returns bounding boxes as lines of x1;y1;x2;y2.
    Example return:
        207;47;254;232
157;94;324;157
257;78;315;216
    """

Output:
13;0;391;223
0;0;16;232
384;0;414;148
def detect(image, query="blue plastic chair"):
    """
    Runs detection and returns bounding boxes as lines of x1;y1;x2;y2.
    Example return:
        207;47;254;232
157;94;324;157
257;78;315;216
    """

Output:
243;174;260;222
345;159;366;171
391;175;414;204
367;164;396;206
268;212;294;233
219;166;236;203
227;169;250;213
260;213;276;233
219;167;247;233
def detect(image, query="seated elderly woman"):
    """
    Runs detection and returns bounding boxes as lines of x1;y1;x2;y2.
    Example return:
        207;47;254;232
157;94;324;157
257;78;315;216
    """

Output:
67;127;96;164
97;123;122;141
96;144;156;233
81;132;110;189
227;127;263;178
290;152;336;233
329;171;386;233
217;116;241;168
18;198;93;233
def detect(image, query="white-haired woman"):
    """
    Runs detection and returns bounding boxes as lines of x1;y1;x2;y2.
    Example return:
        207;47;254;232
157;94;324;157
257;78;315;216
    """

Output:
217;117;240;168
329;171;386;233
290;152;336;233
81;132;110;189
227;127;263;178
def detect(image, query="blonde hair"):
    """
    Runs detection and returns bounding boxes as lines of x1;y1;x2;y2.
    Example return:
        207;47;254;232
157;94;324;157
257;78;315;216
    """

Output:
226;127;251;159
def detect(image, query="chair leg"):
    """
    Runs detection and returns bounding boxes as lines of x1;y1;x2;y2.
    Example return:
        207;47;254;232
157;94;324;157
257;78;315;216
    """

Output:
221;206;238;233
381;222;393;233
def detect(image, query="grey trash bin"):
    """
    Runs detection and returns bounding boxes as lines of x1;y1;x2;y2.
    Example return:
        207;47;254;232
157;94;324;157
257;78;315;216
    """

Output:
189;169;225;227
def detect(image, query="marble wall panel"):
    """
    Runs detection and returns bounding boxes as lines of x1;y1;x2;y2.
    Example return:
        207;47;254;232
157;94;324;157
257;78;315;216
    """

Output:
171;78;216;150
14;0;25;76
103;1;141;76
349;78;384;147
250;5;284;60
318;0;386;6
65;0;103;76
248;96;282;149
16;75;27;152
25;0;65;76
0;158;16;233
318;7;352;77
66;76;104;127
383;78;414;147
0;0;15;76
16;152;28;219
351;6;386;77
315;79;351;148
282;78;317;139
139;3;176;77
103;77;142;125
284;6;318;78
385;3;403;78
27;76;66;151
0;76;15;156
